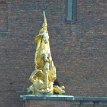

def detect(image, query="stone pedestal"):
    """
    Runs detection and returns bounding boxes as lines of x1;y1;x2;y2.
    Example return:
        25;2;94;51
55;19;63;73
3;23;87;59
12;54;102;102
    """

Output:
20;94;107;107
24;100;72;107
20;94;74;107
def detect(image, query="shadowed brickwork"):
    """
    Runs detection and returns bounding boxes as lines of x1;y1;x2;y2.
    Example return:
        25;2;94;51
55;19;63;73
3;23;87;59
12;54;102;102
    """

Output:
0;0;107;107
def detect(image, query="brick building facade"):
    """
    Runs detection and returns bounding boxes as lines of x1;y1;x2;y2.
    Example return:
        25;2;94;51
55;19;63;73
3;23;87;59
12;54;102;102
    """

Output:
0;0;107;107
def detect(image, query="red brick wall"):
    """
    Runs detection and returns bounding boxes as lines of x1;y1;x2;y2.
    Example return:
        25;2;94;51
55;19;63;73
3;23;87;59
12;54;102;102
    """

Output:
0;0;107;107
24;100;107;107
25;100;71;107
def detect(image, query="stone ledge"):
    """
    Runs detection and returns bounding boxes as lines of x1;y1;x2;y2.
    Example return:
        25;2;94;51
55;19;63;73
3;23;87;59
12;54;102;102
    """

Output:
20;94;107;102
20;94;74;101
20;94;107;107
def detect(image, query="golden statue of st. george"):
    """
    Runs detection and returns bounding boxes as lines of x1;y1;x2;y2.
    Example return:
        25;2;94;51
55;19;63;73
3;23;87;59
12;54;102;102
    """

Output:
27;11;65;94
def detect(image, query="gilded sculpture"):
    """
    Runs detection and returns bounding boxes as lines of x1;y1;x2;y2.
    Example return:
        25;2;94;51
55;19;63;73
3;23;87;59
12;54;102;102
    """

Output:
27;11;65;94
